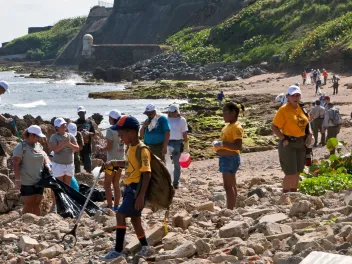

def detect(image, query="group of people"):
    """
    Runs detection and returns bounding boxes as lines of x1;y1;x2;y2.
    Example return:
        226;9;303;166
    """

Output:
301;69;340;95
3;74;245;260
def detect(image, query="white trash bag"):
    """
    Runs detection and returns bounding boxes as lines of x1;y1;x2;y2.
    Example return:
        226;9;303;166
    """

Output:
165;146;174;182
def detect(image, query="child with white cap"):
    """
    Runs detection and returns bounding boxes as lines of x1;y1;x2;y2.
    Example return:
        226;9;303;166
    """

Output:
98;109;124;210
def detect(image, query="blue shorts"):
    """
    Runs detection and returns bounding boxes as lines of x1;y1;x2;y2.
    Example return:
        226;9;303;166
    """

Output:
117;183;145;217
219;155;241;174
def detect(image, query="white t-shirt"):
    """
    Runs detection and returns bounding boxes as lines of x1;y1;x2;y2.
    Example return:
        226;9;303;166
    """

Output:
105;128;125;161
168;117;188;140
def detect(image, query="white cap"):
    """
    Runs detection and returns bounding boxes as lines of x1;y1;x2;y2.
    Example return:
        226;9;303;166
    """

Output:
287;85;301;96
67;123;77;136
106;109;121;120
77;106;86;113
27;125;46;138
169;104;180;113
143;103;156;114
0;81;10;93
54;118;67;128
49;151;54;157
294;81;300;86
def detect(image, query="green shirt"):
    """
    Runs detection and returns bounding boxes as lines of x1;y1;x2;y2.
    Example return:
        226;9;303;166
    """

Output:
13;142;44;185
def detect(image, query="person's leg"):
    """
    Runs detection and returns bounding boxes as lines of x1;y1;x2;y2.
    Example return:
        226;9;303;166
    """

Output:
112;170;121;208
33;195;43;216
115;212;127;252
336;84;339;94
312;120;318;146
171;142;182;187
104;171;113;208
223;173;236;209
278;140;297;192
131;216;148;246
315;84;318;95
84;153;92;173
22;196;35;214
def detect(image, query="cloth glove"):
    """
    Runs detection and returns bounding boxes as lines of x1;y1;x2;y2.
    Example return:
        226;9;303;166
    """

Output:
212;140;223;148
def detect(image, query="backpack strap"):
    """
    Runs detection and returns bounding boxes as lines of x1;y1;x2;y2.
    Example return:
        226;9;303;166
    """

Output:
134;143;151;199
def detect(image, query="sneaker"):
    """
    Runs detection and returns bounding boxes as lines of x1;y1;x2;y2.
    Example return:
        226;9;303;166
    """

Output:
99;249;126;261
136;246;154;258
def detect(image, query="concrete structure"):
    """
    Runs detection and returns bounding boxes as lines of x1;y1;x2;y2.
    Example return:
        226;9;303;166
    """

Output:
28;26;53;34
82;34;94;57
78;44;164;70
1;42;9;48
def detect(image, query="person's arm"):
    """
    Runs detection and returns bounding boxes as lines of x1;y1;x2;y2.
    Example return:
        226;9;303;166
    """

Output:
162;131;170;156
272;123;288;146
88;121;95;136
49;137;69;153
140;119;150;139
223;139;242;150
183;131;188;142
102;139;113;152
13;156;21;189
135;171;151;210
68;135;80;152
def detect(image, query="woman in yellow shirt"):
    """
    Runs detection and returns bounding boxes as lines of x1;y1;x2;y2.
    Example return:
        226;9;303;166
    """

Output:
272;85;312;193
213;102;244;210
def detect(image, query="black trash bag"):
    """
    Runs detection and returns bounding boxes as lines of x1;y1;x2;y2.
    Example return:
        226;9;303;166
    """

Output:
37;167;102;218
79;184;107;202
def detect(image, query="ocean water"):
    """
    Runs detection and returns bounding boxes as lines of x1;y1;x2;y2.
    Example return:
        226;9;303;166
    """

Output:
0;71;186;129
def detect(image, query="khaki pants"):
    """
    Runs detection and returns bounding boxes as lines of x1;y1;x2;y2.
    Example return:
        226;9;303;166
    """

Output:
312;118;324;145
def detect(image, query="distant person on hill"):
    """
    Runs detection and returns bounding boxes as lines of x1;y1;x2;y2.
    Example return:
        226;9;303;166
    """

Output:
140;104;170;161
309;69;314;84
302;70;307;86
75;106;95;173
0;81;12;123
322;69;328;85
67;123;84;173
313;70;318;84
213;102;244;210
217;91;225;105
272;85;311;193
315;78;322;95
317;69;321;81
332;74;340;95
98;109;124;211
323;102;342;155
309;100;325;147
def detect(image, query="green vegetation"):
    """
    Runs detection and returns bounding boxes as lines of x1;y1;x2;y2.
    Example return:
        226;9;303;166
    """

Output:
299;138;352;196
166;0;352;65
89;81;278;159
4;17;86;61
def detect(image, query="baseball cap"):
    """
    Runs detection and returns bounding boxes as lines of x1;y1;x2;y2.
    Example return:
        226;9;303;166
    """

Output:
111;115;140;131
49;151;54;157
77;106;86;113
143;104;156;114
169;104;180;113
54;118;67;128
67;123;77;136
0;81;10;93
106;109;121;120
27;125;46;138
287;85;301;96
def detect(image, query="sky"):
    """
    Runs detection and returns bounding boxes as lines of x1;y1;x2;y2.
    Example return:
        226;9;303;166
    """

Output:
0;0;111;46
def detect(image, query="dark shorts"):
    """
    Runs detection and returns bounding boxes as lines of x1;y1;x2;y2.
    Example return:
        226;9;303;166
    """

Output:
278;137;306;175
219;155;241;174
20;185;44;197
117;183;145;217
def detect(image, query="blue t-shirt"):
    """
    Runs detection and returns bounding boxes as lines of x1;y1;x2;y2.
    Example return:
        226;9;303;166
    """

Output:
143;116;171;145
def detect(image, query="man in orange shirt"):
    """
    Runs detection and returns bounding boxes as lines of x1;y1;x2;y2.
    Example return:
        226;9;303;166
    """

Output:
322;69;328;85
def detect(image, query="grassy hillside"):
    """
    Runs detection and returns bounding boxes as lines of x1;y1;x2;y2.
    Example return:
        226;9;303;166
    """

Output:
4;17;86;61
166;0;352;65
